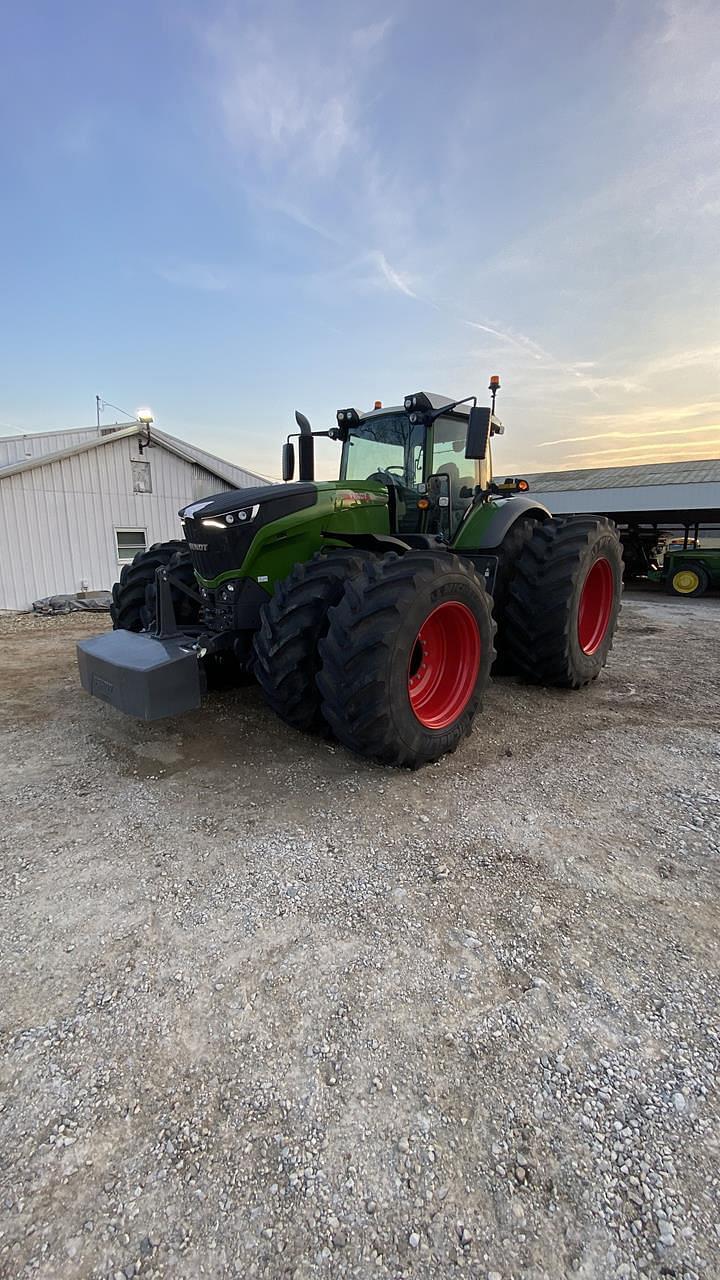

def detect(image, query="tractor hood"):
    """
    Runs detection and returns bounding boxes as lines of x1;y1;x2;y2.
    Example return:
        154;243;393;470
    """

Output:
179;480;390;587
179;483;319;582
179;482;317;522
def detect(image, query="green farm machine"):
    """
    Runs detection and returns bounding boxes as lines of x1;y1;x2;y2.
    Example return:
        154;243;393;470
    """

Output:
78;380;624;766
649;545;720;598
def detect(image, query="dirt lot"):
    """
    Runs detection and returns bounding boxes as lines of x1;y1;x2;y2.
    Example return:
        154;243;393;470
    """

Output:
0;593;718;1280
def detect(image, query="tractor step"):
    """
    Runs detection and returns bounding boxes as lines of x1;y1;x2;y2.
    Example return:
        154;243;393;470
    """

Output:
77;629;203;721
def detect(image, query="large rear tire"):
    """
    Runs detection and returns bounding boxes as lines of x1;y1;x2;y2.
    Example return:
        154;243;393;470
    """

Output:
252;549;373;733
317;552;496;767
490;516;542;674
110;540;188;632
504;516;623;687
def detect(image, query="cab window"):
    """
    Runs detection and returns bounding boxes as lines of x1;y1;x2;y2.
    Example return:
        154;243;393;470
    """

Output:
431;416;475;522
341;414;425;487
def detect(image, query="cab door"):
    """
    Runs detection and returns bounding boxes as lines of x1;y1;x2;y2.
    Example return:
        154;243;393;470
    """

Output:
427;416;476;537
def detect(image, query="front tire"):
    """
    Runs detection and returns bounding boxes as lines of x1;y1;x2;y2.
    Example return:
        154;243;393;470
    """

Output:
317;552;496;767
141;549;201;630
110;540;188;632
252;549;373;732
504;516;623;687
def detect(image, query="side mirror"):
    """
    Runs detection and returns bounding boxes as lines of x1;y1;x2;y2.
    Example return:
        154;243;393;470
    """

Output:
282;441;295;482
465;406;491;460
297;433;315;482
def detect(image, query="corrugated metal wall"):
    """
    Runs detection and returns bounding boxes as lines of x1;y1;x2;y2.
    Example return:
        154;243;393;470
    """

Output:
151;428;269;490
0;435;236;610
0;428;100;469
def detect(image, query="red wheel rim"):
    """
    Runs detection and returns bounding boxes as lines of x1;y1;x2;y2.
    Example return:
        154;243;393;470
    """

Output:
407;601;481;729
578;557;614;654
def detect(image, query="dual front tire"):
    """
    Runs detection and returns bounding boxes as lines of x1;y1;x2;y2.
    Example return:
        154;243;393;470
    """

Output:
253;549;496;767
110;541;190;632
317;552;496;767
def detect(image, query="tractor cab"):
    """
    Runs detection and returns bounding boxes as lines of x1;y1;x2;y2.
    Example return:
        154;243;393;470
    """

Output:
338;402;478;538
284;384;506;542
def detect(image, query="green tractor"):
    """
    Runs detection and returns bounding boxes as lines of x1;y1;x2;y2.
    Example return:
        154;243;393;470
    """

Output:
648;545;720;598
78;380;624;767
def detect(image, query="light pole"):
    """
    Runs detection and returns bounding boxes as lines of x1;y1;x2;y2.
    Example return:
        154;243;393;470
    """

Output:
95;397;154;433
136;407;154;453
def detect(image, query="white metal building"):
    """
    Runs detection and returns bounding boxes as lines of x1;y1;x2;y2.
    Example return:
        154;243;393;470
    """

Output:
0;423;269;610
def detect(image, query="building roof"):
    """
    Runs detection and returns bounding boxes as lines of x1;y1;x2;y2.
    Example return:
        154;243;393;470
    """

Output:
0;423;269;489
523;458;720;491
523;457;720;524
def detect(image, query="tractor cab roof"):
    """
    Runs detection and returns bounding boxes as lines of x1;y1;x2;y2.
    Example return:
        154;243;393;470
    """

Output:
359;394;471;422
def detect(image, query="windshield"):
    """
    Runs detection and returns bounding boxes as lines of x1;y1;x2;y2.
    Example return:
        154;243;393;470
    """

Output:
340;413;425;487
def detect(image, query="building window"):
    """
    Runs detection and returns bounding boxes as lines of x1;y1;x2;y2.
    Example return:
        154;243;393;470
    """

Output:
131;459;152;493
116;529;147;562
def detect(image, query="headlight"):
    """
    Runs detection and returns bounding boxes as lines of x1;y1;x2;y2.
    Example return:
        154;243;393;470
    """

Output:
202;503;259;528
337;407;360;425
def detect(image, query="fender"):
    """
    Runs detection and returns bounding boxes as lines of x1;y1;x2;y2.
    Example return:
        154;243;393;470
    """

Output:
453;495;552;552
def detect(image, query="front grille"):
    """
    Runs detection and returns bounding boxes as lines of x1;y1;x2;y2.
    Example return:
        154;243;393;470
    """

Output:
181;487;317;582
183;518;256;582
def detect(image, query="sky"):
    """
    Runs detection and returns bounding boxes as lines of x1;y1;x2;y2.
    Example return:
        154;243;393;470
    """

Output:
0;0;718;480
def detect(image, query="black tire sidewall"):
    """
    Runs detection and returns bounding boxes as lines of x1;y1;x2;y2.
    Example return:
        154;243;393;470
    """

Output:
253;549;374;731
111;541;190;631
566;531;623;680
374;568;494;758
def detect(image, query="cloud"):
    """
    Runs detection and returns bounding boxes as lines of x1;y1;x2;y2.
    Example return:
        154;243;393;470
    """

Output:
259;197;348;245
463;319;546;360
563;437;720;464
631;346;720;381
372;251;418;298
156;262;233;292
204;10;393;180
217;53;353;176
302;248;421;301
540;421;719;447
641;0;720;110
351;18;394;53
191;2;719;479
479;3;720;288
463;318;612;404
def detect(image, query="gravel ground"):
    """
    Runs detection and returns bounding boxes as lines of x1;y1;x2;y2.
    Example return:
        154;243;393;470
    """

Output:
0;592;718;1280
